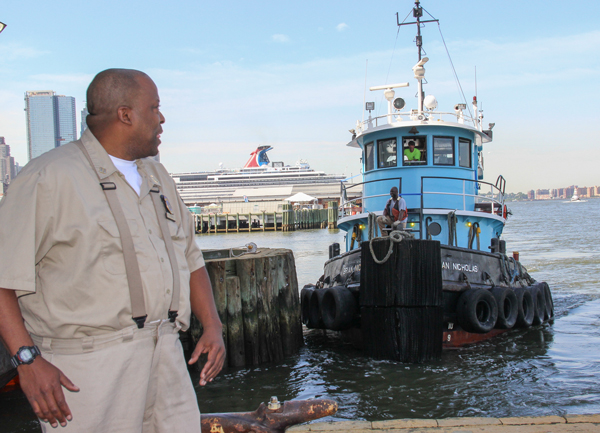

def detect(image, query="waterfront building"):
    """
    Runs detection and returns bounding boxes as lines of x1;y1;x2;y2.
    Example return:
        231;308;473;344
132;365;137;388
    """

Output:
25;91;76;161
527;190;535;200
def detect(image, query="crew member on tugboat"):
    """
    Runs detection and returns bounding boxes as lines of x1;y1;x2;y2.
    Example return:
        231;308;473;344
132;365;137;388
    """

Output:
403;140;421;161
376;187;408;235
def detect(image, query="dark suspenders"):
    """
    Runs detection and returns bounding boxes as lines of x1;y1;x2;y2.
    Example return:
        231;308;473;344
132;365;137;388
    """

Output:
77;141;180;328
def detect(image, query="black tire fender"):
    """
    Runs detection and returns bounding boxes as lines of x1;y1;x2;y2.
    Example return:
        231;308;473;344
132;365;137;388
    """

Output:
492;287;518;329
300;285;315;326
530;283;546;326
543;282;554;321
321;286;357;331
456;289;498;333
308;288;326;329
514;287;534;328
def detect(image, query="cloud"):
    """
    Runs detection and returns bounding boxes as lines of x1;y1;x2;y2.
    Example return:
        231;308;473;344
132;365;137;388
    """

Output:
0;43;49;60
272;34;290;43
336;23;349;32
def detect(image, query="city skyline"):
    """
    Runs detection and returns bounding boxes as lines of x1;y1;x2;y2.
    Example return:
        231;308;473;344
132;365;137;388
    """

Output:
1;1;599;193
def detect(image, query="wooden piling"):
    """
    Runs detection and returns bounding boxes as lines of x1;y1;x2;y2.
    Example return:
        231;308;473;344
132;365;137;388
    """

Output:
328;201;338;229
189;248;303;368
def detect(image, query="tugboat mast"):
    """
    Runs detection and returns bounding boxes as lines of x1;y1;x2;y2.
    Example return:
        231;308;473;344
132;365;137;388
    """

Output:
396;1;439;114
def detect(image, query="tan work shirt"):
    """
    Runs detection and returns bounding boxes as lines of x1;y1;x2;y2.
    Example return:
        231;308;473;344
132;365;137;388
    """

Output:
0;129;204;338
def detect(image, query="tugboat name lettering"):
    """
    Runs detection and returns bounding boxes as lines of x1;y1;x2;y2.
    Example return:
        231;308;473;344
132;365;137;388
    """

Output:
441;261;478;273
452;263;478;273
342;264;361;275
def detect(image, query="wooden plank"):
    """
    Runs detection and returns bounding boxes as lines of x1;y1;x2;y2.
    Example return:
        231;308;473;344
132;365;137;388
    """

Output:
206;261;228;360
267;255;284;362
236;257;260;365
225;276;245;367
279;251;303;356
255;257;270;363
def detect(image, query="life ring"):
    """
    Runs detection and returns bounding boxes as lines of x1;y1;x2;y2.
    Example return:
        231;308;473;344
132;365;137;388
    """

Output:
514;287;534;328
503;205;507;219
491;287;518;329
321;286;357;331
456;289;498;333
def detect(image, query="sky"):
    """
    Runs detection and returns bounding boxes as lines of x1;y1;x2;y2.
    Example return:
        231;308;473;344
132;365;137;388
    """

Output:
1;0;599;193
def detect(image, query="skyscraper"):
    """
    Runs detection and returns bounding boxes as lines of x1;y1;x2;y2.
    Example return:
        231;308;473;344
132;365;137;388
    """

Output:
80;104;89;136
0;137;16;193
25;91;76;161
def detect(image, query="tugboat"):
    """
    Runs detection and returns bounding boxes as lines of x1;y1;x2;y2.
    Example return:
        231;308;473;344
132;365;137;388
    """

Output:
301;1;554;363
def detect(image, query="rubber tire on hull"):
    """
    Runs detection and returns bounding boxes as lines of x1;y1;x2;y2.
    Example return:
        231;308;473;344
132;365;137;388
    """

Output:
321;286;357;331
300;285;315;326
308;289;326;329
530;284;546;326
543;282;555;321
514;287;534;328
456;289;498;333
492;287;518;329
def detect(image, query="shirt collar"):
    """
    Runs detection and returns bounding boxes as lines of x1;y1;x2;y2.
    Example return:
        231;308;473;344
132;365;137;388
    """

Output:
80;128;119;180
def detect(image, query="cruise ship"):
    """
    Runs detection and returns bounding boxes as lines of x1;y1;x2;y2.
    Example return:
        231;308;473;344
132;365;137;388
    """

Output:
171;146;352;213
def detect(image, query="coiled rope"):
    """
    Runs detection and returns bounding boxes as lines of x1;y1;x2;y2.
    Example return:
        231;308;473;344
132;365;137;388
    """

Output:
367;212;414;264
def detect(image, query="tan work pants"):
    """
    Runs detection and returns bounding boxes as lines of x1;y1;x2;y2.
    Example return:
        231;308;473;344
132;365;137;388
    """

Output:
376;215;406;236
31;320;200;433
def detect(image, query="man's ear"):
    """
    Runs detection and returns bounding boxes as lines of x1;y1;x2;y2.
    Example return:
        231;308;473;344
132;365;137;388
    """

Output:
117;106;133;125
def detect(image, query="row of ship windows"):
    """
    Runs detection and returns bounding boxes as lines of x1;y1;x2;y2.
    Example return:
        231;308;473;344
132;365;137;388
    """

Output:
364;136;472;171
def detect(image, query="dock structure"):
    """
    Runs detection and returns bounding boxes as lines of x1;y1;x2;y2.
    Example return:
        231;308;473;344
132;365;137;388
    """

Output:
188;247;303;368
193;207;334;234
287;414;600;432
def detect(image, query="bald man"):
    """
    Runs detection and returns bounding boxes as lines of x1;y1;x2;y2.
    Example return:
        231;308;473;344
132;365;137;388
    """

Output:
0;69;225;432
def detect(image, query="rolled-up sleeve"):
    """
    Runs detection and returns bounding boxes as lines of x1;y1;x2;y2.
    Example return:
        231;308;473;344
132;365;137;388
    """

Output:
0;167;52;293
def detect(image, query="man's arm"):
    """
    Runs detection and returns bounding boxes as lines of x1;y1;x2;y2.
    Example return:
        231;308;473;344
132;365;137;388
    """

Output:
0;288;79;428
187;267;226;386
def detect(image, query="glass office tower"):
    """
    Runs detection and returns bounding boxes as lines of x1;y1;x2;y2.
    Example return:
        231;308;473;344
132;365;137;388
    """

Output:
25;91;76;161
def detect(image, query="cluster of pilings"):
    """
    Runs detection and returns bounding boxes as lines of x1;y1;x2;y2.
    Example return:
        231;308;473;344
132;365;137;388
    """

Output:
188;248;304;368
195;202;338;234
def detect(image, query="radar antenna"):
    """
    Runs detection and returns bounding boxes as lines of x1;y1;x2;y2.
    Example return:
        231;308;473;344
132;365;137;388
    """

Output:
396;1;439;114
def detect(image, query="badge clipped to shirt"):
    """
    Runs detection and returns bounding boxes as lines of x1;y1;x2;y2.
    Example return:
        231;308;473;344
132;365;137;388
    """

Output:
160;194;176;222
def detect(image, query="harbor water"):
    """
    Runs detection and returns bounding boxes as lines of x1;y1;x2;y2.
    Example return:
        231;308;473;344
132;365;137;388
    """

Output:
2;199;600;431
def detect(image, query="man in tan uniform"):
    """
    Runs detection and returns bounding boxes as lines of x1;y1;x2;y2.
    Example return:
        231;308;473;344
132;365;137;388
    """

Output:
0;69;225;432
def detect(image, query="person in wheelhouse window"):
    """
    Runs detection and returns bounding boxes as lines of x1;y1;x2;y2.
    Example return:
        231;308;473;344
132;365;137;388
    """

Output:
404;140;421;161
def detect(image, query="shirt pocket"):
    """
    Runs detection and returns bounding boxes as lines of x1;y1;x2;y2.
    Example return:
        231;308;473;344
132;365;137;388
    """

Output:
166;220;189;270
98;219;149;275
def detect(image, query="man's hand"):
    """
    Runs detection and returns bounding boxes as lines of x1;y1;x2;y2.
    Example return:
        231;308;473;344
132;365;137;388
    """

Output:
18;357;79;428
188;327;225;386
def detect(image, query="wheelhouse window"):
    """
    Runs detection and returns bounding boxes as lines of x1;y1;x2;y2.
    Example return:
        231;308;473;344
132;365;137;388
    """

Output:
459;138;471;168
402;136;426;166
364;142;374;172
378;138;397;168
433;136;454;166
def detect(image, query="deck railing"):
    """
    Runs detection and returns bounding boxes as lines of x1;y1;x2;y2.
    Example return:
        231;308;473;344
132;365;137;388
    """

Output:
339;176;505;218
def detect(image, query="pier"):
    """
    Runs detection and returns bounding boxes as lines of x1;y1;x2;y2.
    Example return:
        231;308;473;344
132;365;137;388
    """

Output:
193;202;338;234
288;414;600;432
